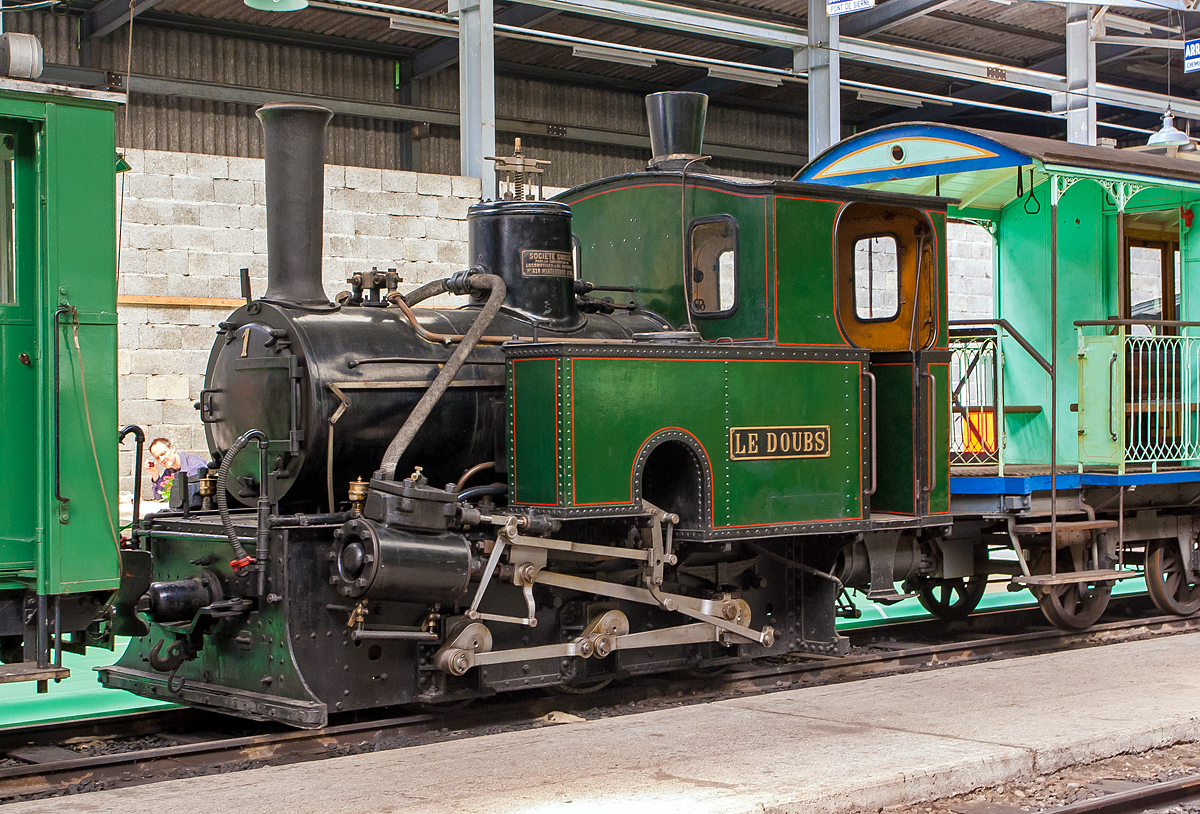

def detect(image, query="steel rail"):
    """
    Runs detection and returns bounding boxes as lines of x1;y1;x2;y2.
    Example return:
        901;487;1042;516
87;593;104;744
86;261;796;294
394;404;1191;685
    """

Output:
3;607;1197;801
1041;773;1200;813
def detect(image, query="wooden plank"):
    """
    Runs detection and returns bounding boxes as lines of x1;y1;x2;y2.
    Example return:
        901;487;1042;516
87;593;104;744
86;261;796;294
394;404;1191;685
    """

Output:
118;294;244;309
1014;520;1119;535
1012;568;1135;586
6;745;80;764
0;663;70;684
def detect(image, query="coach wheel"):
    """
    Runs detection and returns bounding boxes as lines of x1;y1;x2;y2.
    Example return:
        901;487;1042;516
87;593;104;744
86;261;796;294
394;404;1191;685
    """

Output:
1029;550;1112;631
1145;539;1200;617
914;575;987;621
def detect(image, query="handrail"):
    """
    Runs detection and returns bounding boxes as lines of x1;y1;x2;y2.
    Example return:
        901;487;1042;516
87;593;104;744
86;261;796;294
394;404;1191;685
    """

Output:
862;370;877;497
949;318;1052;376
1075;319;1200;328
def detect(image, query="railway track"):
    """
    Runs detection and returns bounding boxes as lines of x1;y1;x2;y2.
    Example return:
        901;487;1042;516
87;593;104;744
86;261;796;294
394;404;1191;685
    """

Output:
2;602;1197;803
1043;773;1200;813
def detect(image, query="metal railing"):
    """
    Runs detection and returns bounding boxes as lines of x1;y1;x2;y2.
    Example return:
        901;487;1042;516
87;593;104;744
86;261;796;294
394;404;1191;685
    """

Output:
949;319;1052;473
949;330;1000;466
1076;320;1200;469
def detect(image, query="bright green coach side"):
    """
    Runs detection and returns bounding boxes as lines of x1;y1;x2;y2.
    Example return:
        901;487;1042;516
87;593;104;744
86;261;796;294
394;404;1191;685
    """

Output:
0;79;122;603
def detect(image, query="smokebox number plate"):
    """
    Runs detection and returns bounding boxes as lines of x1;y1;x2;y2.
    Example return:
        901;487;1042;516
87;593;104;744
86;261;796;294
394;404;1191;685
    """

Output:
729;426;831;461
521;249;573;278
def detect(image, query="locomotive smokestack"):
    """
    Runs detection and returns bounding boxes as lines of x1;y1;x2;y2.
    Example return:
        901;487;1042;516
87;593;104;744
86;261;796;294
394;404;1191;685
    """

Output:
645;91;708;171
256;103;334;308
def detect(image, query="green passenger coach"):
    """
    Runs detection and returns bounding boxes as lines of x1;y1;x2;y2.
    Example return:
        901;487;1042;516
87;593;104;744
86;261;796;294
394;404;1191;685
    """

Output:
0;78;123;687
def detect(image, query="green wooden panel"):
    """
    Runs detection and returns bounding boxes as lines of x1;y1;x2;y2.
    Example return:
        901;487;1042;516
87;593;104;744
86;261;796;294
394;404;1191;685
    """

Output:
1077;333;1124;466
42;101;121;592
509;358;561;506
564;181;773;341
563;356;863;527
775;196;846;347
870;361;915;514
925;359;951;514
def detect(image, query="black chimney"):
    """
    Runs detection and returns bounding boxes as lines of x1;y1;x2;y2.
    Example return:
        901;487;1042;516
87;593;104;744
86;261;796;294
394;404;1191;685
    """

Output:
256;103;334;308
645;91;708;171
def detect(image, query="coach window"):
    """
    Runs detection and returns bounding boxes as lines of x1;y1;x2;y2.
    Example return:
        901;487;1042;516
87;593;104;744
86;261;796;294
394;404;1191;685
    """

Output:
0;135;13;305
688;215;737;317
854;235;899;320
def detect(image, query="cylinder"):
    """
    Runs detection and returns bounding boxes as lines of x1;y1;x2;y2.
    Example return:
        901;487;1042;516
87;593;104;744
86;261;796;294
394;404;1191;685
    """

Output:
468;200;582;329
645;91;708;168
256;103;333;308
146;577;219;624
332;518;473;605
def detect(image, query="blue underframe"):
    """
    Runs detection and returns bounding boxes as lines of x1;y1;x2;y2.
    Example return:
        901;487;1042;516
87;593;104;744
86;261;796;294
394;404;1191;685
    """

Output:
952;470;1200;496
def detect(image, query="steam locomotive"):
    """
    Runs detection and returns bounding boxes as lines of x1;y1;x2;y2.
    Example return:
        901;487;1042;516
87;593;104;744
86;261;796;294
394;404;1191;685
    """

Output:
100;94;956;727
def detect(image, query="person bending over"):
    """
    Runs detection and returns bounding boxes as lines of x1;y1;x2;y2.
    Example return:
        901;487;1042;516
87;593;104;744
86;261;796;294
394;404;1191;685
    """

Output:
147;437;208;503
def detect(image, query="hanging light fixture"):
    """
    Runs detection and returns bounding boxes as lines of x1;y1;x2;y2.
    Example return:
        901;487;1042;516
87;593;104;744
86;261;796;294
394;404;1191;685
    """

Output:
245;0;308;11
1148;110;1191;146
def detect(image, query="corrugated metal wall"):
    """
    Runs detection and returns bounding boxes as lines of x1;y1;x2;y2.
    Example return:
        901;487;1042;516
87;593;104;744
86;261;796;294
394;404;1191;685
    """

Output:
8;10;804;184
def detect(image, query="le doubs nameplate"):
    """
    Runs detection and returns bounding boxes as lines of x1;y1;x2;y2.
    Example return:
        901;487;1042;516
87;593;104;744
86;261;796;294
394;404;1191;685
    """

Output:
729;426;831;461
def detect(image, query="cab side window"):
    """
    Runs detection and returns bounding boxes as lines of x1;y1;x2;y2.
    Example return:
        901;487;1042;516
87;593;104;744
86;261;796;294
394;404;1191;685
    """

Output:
687;215;737;317
854;235;899;320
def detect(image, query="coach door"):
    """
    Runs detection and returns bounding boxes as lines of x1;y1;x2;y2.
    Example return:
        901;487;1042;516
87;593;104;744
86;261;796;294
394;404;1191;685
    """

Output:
0;122;38;575
835;202;947;517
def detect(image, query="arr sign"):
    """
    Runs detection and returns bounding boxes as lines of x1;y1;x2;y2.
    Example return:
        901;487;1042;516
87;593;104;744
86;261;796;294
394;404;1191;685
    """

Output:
1187;39;1200;74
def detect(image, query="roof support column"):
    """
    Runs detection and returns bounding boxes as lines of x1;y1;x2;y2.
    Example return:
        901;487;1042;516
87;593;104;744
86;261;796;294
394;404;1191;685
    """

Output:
805;0;840;160
453;0;496;195
1065;3;1096;146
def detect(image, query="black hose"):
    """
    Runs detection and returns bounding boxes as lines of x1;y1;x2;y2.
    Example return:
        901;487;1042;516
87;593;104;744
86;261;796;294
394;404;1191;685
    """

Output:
401;278;450;307
118;424;145;545
458;484;507;502
378;273;507;478
216;429;265;564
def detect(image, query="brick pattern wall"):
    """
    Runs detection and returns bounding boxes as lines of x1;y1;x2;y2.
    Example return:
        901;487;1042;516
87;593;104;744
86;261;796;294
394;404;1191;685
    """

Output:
946;221;994;321
116;148;483;496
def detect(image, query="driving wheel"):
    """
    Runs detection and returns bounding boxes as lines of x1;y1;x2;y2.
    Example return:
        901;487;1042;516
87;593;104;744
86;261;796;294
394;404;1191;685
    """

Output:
1145;538;1200;616
915;575;988;621
1029;549;1112;631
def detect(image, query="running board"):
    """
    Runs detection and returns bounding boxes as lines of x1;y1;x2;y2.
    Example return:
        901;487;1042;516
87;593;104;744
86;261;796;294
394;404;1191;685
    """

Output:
1012;569;1138;587
97;665;327;728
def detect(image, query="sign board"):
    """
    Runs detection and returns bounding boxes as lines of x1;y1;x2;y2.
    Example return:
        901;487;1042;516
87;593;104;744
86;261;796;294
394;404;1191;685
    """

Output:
1187;38;1200;73
828;0;874;16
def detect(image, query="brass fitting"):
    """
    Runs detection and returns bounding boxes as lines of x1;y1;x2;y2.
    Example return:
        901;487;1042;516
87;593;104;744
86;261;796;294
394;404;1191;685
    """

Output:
347;476;369;515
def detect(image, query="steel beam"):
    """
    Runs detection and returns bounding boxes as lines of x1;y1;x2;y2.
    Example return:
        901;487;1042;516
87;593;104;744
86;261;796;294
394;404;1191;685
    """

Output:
410;3;559;81
85;0;164;40
806;0;839;159
454;0;497;195
1065;4;1096;145
840;0;955;38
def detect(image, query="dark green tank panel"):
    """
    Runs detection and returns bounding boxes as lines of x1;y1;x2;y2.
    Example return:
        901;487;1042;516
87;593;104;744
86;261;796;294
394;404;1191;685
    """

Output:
510;357;561;506
507;345;867;531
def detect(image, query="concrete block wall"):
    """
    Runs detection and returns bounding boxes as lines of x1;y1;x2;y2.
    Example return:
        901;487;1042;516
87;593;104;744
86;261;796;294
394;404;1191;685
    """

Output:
946;221;994;321
116;148;483;496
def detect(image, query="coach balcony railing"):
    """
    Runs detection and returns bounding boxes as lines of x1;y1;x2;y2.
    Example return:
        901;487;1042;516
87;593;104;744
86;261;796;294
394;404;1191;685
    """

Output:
1076;320;1200;473
949;320;1052;474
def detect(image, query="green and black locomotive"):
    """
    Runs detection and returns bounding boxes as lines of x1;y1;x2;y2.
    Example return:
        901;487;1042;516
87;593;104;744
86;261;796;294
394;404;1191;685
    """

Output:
91;94;955;727
10;79;1198;727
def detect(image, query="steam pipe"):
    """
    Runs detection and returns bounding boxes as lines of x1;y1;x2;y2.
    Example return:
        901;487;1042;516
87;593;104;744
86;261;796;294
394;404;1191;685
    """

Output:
377;273;507;478
256;103;334;309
